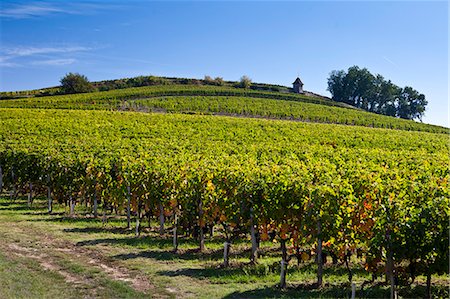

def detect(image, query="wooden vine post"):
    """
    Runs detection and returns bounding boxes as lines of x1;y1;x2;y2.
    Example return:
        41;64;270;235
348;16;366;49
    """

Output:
250;206;258;263
173;213;178;252
0;165;3;193
27;182;33;207
279;239;288;288
159;200;165;236
126;184;131;230
10;167;16;201
69;194;75;216
317;219;323;287
198;195;205;252
47;174;52;214
385;206;396;299
135;198;141;237
93;178;98;217
223;240;231;267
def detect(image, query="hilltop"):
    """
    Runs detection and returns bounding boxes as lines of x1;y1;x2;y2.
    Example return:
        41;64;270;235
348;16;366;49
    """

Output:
1;75;325;99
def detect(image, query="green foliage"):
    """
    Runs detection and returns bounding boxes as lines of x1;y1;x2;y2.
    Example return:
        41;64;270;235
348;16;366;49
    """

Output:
60;73;95;94
0;79;448;296
0;108;448;290
0;85;446;133
327;66;428;121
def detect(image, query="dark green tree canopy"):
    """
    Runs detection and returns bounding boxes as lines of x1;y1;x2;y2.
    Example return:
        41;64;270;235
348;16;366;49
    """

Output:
327;66;427;121
60;73;95;94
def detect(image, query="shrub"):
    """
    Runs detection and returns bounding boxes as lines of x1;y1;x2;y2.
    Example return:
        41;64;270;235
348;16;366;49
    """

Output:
214;77;225;86
204;75;214;85
239;75;252;89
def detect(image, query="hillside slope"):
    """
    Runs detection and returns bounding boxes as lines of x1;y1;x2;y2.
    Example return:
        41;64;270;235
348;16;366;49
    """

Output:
0;84;446;134
0;89;448;298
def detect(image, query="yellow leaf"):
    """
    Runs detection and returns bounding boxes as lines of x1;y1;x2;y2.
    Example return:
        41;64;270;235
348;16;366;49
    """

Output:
301;252;309;261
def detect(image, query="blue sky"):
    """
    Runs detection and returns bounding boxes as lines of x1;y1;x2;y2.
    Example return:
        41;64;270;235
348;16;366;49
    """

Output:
0;1;448;127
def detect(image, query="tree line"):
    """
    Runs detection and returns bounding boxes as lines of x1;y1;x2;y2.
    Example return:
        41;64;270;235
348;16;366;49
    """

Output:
327;66;428;121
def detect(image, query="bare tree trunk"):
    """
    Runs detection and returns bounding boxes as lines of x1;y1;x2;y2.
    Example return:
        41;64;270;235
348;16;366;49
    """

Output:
317;220;323;287
173;214;178;251
279;239;288;288
250;207;258;263
126;185;131;230
159;201;165;235
351;282;356;299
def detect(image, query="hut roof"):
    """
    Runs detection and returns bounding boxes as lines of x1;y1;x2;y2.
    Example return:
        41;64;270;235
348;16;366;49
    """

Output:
293;77;303;85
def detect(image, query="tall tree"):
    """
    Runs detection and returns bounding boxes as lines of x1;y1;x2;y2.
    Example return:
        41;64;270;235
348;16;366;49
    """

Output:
327;66;427;121
327;70;347;104
397;86;427;121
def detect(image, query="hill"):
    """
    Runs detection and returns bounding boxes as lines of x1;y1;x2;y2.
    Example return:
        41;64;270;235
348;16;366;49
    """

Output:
0;76;448;298
0;83;447;134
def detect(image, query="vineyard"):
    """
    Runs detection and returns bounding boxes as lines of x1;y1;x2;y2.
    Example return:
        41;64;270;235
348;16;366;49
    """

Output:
0;84;447;134
0;101;448;297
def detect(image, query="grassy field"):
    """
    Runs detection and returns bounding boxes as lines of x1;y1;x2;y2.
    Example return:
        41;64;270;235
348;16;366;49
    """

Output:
0;197;448;299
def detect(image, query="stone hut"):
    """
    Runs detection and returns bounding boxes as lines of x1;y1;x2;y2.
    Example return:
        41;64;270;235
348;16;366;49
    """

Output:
292;77;304;94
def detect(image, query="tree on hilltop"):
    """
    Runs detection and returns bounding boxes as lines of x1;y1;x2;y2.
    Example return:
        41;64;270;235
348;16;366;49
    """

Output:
327;66;427;121
60;73;94;94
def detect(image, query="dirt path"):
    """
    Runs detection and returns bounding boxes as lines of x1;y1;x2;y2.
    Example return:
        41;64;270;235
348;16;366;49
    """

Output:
0;220;158;298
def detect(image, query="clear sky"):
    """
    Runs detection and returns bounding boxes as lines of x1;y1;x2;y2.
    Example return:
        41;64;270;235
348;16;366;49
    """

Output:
0;1;448;127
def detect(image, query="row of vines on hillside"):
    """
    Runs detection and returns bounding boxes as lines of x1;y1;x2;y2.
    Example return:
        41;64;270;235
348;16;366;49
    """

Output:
0;150;447;294
0;85;447;134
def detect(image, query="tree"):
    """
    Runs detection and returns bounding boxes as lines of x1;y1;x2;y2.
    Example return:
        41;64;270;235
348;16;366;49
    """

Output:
327;70;347;104
60;73;94;94
397;87;427;121
239;76;252;89
370;77;400;116
327;66;427;121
